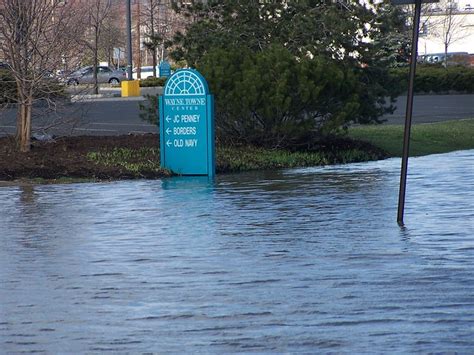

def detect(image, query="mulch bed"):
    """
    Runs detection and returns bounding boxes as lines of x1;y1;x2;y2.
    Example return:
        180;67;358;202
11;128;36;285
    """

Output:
0;134;161;181
0;134;387;182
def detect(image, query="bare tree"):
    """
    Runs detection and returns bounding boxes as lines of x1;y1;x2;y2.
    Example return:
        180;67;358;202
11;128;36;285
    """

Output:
82;0;112;95
0;0;83;152
436;1;467;66
142;0;182;73
142;0;161;77
99;4;126;68
423;0;468;66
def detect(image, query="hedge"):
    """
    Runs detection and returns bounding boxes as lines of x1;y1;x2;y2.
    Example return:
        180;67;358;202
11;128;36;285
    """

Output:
0;69;16;104
0;69;67;104
139;77;167;87
390;65;474;94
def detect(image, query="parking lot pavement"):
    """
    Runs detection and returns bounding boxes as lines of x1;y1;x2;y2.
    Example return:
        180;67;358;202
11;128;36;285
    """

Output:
66;85;162;100
1;94;473;137
0;97;157;137
382;94;474;124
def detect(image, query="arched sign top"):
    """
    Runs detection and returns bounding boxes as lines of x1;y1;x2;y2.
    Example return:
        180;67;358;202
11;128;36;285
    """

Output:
164;69;209;96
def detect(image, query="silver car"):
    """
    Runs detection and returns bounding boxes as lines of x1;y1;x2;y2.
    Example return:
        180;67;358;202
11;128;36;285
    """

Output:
66;66;126;85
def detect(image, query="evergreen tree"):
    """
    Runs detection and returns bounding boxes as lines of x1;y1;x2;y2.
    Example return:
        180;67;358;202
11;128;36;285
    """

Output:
169;0;406;147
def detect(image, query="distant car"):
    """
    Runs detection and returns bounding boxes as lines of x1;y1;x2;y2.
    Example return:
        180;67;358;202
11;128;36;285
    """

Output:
423;52;470;67
66;66;126;85
132;66;158;80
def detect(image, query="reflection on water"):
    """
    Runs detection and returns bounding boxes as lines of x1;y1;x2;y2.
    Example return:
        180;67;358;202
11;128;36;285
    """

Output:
1;150;473;352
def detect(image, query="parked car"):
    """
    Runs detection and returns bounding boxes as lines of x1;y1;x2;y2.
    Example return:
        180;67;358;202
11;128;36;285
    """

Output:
422;52;470;67
132;66;158;80
66;66;126;85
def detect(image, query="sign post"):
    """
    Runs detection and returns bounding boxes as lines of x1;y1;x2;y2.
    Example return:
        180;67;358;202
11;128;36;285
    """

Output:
159;69;215;178
391;0;438;225
159;60;171;78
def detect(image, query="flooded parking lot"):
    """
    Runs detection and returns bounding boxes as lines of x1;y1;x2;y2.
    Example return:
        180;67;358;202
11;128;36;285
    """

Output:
1;150;473;352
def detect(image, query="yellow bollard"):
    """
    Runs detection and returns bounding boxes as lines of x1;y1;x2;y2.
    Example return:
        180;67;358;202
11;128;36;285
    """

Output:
121;80;140;97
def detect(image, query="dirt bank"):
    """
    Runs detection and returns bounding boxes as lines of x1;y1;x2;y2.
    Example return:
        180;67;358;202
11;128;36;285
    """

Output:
0;134;165;181
0;134;387;183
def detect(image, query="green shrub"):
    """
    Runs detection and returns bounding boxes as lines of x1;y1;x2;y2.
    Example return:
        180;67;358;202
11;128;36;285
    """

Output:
138;45;401;149
447;68;474;92
139;77;167;87
390;65;474;94
138;94;159;125
36;79;67;100
197;45;395;149
0;69;67;104
0;69;16;104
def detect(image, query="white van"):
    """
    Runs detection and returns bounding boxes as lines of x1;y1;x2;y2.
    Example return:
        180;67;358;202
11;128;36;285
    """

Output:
132;66;158;80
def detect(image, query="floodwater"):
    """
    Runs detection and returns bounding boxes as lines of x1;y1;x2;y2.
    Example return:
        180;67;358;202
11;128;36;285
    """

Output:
1;150;473;353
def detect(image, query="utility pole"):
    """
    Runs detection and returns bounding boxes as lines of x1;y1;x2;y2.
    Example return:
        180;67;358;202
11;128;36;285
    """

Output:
136;0;142;79
150;0;157;77
391;0;428;225
126;0;133;80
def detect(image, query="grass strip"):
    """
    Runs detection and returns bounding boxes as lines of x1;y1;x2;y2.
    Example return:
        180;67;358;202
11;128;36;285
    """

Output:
348;119;474;157
87;144;384;176
86;147;170;177
216;145;382;173
86;119;474;178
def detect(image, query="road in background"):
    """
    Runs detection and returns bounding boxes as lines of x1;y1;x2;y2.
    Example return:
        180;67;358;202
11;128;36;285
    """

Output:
383;94;474;124
1;94;473;136
0;97;155;137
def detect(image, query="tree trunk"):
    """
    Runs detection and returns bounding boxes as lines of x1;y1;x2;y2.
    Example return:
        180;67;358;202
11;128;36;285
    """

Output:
152;48;157;77
16;96;32;152
93;27;99;95
444;43;448;68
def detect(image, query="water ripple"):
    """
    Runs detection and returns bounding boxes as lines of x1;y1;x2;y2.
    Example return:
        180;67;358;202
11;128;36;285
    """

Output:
0;150;473;352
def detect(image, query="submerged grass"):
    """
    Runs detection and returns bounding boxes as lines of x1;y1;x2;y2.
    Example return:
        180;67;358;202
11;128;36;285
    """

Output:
216;146;382;173
87;147;170;177
348;118;474;157
87;143;384;176
86;119;473;178
10;119;469;183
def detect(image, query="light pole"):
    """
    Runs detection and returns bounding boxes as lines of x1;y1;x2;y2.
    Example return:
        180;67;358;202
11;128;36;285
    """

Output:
391;0;438;225
126;0;133;80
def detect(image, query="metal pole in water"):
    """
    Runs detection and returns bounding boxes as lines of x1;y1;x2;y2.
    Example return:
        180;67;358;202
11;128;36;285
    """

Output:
126;0;133;80
397;0;422;225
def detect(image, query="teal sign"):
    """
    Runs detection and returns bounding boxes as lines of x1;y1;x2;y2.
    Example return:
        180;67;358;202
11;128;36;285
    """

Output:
159;60;171;78
159;69;215;177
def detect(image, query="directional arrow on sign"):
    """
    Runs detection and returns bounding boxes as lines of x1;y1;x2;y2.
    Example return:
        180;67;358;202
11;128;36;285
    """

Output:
166;128;172;135
166;140;172;147
165;115;171;123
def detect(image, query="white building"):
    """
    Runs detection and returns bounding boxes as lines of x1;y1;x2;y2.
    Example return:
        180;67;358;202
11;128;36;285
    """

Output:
418;0;474;54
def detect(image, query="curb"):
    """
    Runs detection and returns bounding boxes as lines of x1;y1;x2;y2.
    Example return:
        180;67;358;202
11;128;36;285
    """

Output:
70;94;146;103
